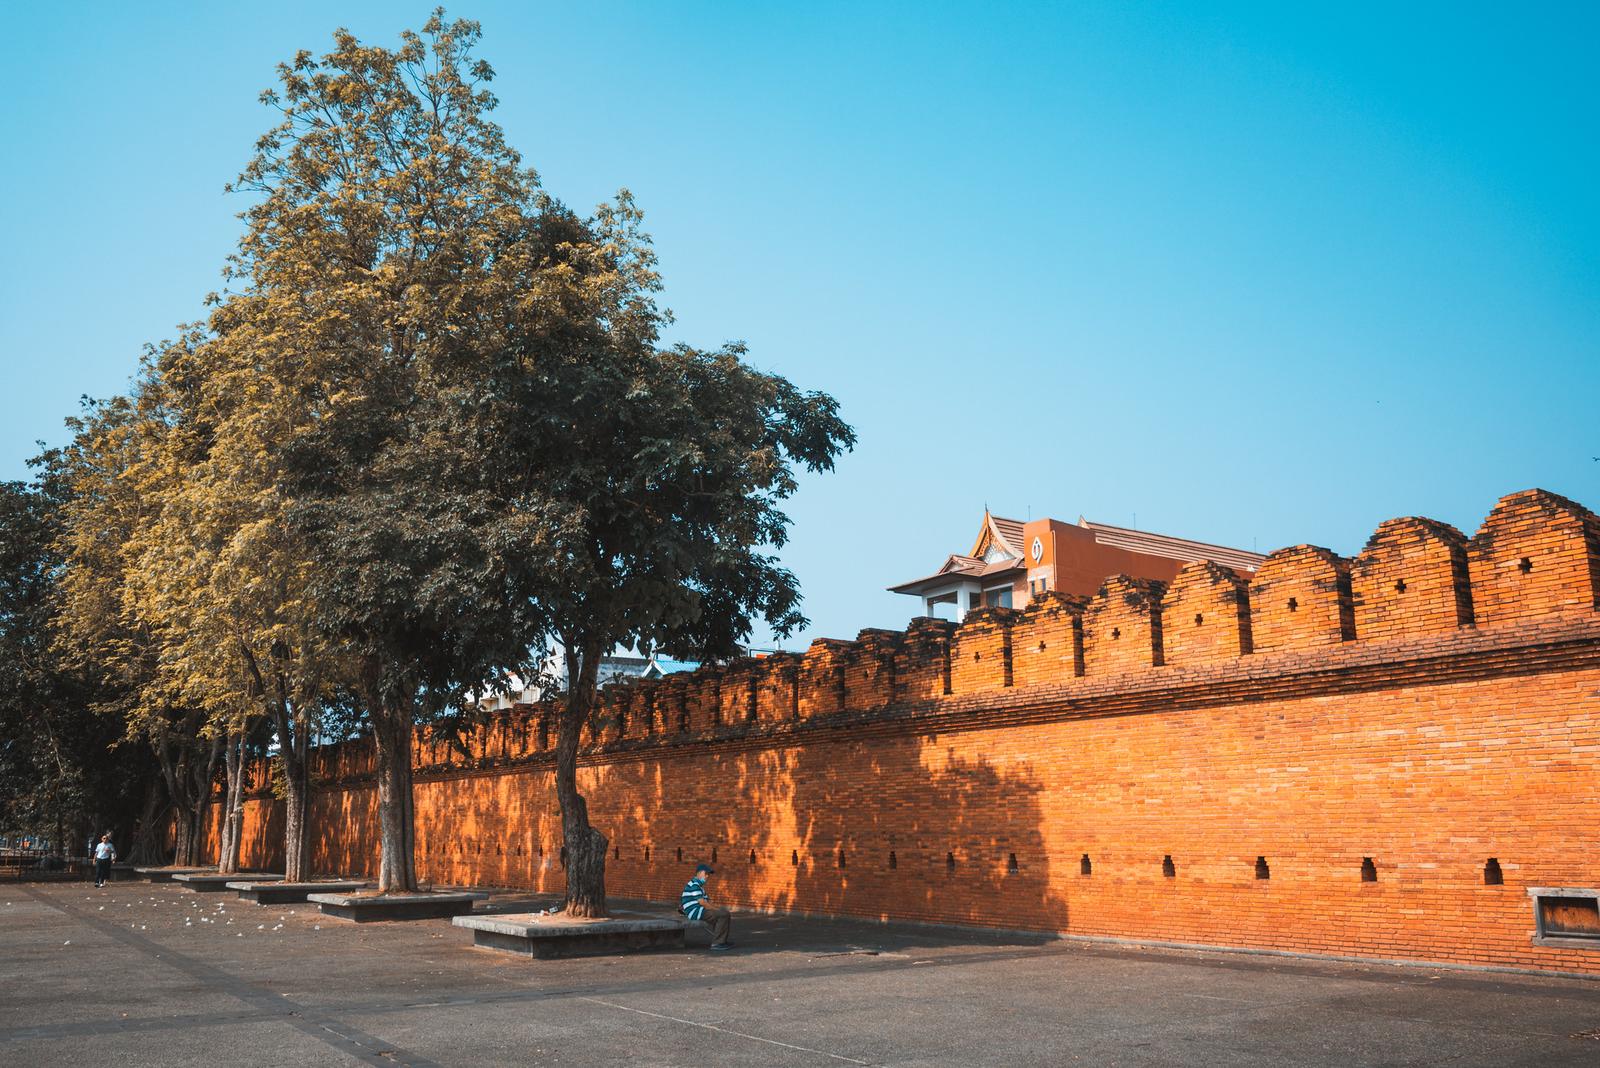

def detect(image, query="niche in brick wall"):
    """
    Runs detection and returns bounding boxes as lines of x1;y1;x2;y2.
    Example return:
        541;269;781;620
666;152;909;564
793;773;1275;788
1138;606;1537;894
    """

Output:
1484;858;1503;885
1162;855;1175;878
749;850;756;865
838;849;847;869
791;849;799;866
1080;854;1092;876
946;852;956;872
1007;853;1019;874
889;850;898;870
1361;857;1377;882
1255;857;1270;880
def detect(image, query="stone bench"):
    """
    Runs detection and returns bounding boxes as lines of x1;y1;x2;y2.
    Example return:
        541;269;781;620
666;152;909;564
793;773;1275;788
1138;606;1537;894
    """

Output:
452;909;690;958
228;879;370;905
308;890;488;922
133;867;214;883
173;872;283;893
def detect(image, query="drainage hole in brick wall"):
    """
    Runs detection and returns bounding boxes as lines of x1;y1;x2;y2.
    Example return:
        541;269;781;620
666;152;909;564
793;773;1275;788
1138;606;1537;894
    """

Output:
1286;598;1298;612
889;850;898;869
1007;853;1019;874
1361;857;1377;882
1255;856;1270;880
1194;613;1204;627
1519;556;1534;574
613;846;620;860
1111;628;1121;640
1484;858;1503;885
973;651;981;661
676;847;683;862
946;852;956;871
791;850;799;866
1080;854;1092;876
1162;855;1175;878
838;850;847;868
1038;641;1047;652
1394;578;1407;593
644;847;650;862
711;847;718;863
749;849;756;865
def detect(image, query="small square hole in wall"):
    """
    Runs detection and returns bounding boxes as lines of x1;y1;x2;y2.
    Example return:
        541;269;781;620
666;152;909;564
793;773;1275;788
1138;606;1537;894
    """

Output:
1080;854;1092;876
1194;613;1204;627
1286;598;1298;612
1394;579;1407;593
1518;557;1534;574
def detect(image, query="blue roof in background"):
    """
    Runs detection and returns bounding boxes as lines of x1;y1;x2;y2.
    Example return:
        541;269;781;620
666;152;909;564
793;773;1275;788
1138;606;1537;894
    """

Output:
652;658;701;676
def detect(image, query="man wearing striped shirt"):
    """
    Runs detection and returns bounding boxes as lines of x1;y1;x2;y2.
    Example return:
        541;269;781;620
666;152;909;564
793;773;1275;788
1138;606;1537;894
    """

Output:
680;862;733;950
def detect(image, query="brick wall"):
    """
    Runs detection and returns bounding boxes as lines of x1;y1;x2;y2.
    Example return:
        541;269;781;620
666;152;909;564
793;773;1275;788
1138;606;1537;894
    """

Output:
209;488;1600;976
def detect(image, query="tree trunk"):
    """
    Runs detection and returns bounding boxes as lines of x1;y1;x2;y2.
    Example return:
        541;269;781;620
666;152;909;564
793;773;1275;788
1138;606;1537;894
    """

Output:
373;700;418;893
129;781;165;866
218;731;245;875
282;763;309;883
557;639;609;918
173;808;197;867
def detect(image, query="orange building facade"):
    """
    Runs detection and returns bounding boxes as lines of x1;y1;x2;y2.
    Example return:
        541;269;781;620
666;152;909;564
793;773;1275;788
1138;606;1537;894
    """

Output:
889;511;1265;618
210;488;1600;978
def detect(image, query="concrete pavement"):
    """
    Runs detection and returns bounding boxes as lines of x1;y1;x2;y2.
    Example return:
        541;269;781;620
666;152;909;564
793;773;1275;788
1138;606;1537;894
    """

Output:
3;880;1599;1066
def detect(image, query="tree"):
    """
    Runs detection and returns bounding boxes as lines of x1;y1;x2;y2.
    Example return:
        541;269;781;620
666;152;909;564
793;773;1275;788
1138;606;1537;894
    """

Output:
217;12;557;891
0;473;157;858
485;200;854;916
49;389;227;868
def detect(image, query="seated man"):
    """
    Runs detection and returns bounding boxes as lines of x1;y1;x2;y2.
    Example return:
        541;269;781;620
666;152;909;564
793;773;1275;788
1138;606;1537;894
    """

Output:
680;862;733;951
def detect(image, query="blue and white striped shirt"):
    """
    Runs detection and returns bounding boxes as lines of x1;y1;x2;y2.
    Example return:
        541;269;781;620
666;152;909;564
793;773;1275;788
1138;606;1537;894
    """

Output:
680;876;707;920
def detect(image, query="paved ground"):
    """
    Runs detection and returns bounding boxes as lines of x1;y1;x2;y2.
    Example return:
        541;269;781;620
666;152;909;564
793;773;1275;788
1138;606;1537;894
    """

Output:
3;881;1600;1066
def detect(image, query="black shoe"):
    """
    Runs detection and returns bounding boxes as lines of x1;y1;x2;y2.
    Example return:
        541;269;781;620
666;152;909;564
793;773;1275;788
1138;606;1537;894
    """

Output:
710;942;734;951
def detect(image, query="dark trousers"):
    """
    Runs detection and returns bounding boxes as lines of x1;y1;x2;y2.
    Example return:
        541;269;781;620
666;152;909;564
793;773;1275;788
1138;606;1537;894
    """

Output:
698;906;731;945
94;858;111;885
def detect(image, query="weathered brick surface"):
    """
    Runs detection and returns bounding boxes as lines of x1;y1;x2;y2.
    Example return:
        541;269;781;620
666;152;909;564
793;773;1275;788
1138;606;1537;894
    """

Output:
208;489;1600;977
1010;592;1086;688
1250;545;1355;651
753;653;800;723
1084;576;1165;675
1160;562;1251;665
1352;517;1473;641
798;640;849;719
718;661;757;727
894;618;953;701
949;607;1020;695
1469;488;1600;626
842;629;901;711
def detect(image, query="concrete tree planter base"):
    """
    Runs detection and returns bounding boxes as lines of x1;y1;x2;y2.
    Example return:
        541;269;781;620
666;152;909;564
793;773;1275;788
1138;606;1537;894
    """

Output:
132;867;214;883
307;891;488;922
173;872;283;893
229;880;371;905
453;910;690;959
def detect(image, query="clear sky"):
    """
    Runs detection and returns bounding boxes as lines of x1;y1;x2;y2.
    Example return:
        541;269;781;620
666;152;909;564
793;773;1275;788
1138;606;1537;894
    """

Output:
2;2;1596;649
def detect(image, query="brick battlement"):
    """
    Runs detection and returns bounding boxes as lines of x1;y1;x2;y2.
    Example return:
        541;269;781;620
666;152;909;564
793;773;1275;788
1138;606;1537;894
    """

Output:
216;489;1600;977
319;487;1598;774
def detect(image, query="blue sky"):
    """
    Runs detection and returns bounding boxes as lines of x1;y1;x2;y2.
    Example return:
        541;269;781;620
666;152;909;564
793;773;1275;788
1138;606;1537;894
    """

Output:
2;2;1596;648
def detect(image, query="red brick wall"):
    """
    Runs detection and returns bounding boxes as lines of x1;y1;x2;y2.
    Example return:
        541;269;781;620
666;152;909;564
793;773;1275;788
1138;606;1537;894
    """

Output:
211;489;1600;976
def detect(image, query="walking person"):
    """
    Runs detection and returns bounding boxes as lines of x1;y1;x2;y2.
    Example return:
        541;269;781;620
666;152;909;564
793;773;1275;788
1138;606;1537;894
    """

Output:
93;834;116;888
680;861;733;951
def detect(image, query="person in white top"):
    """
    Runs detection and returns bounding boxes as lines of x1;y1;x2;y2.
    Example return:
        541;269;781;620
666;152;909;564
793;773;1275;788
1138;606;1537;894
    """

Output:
93;834;116;887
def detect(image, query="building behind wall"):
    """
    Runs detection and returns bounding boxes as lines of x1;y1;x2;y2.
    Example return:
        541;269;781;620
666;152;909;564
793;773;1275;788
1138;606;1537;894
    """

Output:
890;509;1265;619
